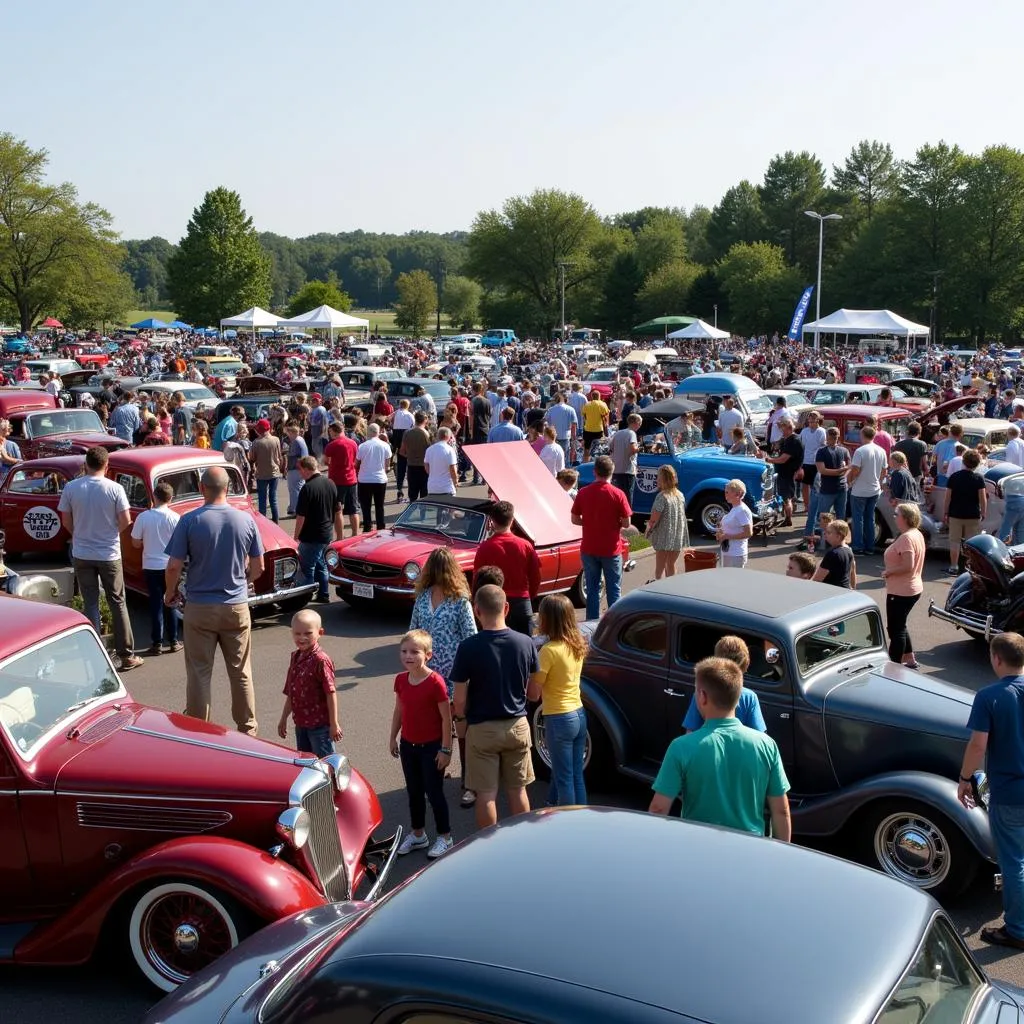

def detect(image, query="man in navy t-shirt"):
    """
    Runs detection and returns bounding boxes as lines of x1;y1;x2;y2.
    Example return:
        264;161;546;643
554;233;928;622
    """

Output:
959;632;1024;949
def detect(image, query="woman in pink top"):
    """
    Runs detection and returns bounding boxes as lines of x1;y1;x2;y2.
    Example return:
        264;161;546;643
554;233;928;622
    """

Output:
880;502;927;668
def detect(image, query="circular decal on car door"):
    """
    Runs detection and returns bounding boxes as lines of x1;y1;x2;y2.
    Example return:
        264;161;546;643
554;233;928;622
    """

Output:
23;505;61;541
636;467;661;494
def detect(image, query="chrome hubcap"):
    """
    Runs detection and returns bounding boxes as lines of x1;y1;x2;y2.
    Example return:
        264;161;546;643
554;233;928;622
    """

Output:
173;924;200;954
701;504;727;532
874;812;950;888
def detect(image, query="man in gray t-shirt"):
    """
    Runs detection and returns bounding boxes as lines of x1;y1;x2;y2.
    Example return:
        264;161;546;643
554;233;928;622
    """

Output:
57;446;141;669
609;413;641;508
165;466;265;734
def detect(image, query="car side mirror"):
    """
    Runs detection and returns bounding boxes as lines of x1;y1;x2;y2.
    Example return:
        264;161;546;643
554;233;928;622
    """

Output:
765;647;781;665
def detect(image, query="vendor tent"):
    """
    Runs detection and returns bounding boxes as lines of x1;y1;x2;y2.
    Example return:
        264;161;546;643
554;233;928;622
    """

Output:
801;309;930;348
276;305;369;339
168;319;192;330
130;317;168;330
220;306;281;330
667;319;730;340
41;317;64;329
632;315;697;337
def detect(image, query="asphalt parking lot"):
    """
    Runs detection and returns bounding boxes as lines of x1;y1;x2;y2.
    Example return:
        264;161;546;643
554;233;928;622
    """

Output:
4;488;1023;1021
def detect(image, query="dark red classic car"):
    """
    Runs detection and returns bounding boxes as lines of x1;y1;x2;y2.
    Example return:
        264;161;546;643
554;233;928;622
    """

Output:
0;598;399;990
0;392;129;460
325;441;588;606
0;448;316;611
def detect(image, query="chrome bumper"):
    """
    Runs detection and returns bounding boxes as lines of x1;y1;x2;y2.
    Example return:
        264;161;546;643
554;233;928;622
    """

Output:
927;598;1001;639
329;572;414;598
247;582;317;607
362;827;403;902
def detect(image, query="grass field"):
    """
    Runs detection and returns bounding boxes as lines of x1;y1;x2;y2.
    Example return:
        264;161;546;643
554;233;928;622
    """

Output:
121;309;178;327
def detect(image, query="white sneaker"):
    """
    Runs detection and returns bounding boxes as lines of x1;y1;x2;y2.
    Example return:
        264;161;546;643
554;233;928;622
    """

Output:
397;832;429;855
426;835;454;860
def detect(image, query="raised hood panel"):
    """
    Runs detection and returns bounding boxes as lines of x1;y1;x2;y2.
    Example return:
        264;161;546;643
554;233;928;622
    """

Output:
823;663;973;786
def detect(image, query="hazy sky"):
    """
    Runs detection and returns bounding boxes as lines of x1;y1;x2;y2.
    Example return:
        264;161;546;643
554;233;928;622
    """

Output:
9;0;1022;241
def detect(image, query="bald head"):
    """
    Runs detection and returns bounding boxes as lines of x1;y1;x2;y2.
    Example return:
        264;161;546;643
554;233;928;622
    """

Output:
201;466;230;496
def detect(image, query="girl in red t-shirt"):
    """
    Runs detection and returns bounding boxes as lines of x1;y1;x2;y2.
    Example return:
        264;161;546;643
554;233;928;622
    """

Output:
389;629;454;860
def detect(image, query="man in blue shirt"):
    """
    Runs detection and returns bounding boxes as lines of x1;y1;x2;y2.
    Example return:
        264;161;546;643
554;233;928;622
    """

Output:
933;423;963;486
109;393;141;444
487;406;525;443
960;632;1024;949
212;406;244;451
543;391;578;461
681;635;767;733
164;466;264;735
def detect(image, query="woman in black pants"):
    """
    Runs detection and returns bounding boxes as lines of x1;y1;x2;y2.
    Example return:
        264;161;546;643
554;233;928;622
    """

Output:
880;503;927;668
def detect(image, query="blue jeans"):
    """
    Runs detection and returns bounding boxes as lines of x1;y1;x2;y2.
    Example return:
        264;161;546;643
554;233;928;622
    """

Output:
1000;495;1024;545
295;724;333;757
850;493;878;552
990;802;1024;939
814;489;848;524
298;541;329;601
582;553;621;620
545;707;588;806
257;478;280;523
144;568;179;647
802;489;820;538
286;469;304;515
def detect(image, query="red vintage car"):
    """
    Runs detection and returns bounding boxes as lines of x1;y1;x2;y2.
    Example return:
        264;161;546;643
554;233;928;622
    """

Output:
0;392;129;459
64;345;110;368
0;448;316;611
0;597;399;990
325;441;588;606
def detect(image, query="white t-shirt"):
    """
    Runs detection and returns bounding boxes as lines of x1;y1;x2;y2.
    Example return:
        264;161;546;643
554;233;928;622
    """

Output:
424;441;457;494
717;406;744;439
355;437;392;484
946;455;965;477
798;426;827;465
721;502;754;559
850;442;887;497
57;474;130;562
130;504;181;570
768;410;794;444
1006;436;1024;469
539;441;566;476
392;408;415;430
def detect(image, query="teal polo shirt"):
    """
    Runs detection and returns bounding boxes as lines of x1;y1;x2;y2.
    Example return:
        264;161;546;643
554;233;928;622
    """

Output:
653;717;789;836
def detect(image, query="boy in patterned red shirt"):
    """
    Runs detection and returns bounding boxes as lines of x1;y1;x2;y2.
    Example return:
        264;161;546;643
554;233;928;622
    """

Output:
278;609;342;757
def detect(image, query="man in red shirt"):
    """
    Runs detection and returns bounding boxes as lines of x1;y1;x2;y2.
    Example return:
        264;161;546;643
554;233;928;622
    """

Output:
473;500;540;635
323;422;359;538
571;455;632;619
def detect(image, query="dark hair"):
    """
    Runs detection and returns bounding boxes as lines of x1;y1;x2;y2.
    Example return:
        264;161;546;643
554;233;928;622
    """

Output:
472;564;504;594
594;455;614;479
490;500;514;528
963;449;981;470
153;481;174;504
85;446;109;471
907;421;922;437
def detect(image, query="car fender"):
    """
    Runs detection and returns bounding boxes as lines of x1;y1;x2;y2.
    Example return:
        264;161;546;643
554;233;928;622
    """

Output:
792;771;994;861
15;835;325;966
580;678;628;767
684;476;732;502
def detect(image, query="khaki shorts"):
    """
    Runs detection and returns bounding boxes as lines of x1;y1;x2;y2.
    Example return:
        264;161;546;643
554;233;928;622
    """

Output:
948;516;981;553
464;717;534;793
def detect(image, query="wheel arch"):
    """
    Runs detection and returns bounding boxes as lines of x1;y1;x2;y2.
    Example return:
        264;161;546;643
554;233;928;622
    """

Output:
14;835;326;967
580;678;629;770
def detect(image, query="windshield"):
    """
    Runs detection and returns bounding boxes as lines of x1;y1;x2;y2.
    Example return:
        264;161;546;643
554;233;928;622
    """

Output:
27;410;104;437
878;916;983;1022
199;361;244;374
796;610;884;673
586;369;617;382
395;501;488;542
177;386;217;401
0;627;123;760
743;393;774;413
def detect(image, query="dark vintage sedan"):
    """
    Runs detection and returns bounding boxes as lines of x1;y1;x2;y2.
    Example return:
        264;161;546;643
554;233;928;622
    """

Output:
534;570;994;897
148;807;1024;1024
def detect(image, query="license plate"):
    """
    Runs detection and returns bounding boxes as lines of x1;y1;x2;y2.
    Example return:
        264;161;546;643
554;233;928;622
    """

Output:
352;583;374;599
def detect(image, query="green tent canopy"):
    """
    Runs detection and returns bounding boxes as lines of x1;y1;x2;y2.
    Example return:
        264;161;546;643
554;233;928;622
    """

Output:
632;315;697;336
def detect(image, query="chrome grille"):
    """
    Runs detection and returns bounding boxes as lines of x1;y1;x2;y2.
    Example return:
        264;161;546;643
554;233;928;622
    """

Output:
340;559;398;581
76;802;232;833
301;779;348;901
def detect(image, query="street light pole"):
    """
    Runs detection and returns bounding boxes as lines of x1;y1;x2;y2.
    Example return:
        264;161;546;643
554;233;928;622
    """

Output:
434;257;446;338
713;304;718;329
557;260;574;343
804;210;842;351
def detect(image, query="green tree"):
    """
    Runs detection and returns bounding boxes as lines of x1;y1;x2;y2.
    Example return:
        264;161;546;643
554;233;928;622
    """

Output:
686;268;729;328
716;242;805;335
350;255;392;309
705;181;767;261
597;249;645;333
441;274;481;328
284;270;352;317
57;254;138;329
636;260;702;320
832;140;898;222
758;151;826;270
682;205;714;265
0;133;122;332
394;269;437;336
634;210;687;278
167;187;271;325
466;189;603;332
122;236;176;306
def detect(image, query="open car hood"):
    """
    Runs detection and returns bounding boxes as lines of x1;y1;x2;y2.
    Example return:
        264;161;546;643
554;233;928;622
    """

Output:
464;440;582;548
916;395;977;423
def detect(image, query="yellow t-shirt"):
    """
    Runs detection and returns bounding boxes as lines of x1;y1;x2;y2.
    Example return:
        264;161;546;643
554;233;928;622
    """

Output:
582;400;609;434
537;640;583;716
195;435;211;449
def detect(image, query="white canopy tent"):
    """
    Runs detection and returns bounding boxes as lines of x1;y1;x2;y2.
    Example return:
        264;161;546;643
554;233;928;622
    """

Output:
801;309;930;350
219;306;281;330
667;318;731;340
276;304;369;340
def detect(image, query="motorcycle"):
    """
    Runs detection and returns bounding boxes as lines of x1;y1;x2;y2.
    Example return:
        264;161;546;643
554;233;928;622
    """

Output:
928;533;1024;641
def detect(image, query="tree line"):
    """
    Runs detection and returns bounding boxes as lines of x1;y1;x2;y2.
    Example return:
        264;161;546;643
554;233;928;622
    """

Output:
3;130;1023;341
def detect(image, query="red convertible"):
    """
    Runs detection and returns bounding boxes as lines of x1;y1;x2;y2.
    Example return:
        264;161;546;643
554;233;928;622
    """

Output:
0;448;316;611
325;441;588;606
0;597;399;990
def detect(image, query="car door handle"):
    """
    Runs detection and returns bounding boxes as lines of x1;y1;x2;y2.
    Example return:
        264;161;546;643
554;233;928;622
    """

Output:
664;688;687;698
779;712;791;719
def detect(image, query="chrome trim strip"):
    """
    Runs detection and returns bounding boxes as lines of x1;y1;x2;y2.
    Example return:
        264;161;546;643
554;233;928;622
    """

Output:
328;572;413;596
123;725;313;766
49;790;280;804
247;582;317;607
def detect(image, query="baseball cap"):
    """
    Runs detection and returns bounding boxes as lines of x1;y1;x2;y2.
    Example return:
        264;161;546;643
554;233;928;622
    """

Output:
256;418;271;433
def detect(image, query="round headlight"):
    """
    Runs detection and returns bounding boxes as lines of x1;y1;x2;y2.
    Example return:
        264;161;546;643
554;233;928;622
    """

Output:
321;752;352;792
403;561;420;582
325;549;340;569
276;807;310;849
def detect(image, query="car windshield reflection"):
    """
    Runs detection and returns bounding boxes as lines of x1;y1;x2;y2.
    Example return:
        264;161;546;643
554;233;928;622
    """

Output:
0;628;124;759
796;611;884;674
27;410;105;437
395;502;487;543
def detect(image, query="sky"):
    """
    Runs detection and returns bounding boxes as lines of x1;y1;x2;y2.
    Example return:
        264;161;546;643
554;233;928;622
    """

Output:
8;0;1024;242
